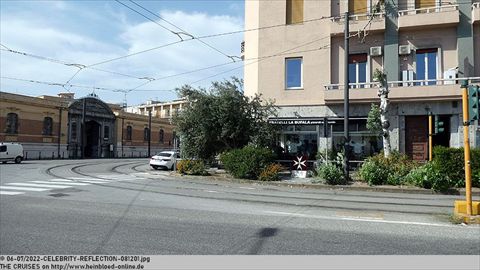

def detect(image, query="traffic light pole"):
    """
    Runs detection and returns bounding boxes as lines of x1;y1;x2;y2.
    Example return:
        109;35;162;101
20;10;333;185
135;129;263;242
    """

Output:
428;113;433;161
461;82;473;216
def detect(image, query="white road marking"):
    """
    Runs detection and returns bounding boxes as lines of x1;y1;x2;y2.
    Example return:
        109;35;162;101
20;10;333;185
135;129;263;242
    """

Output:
0;191;25;195
77;180;111;184
263;211;460;228
1;186;49;192
238;187;255;190
31;181;89;186
6;183;72;189
204;190;219;193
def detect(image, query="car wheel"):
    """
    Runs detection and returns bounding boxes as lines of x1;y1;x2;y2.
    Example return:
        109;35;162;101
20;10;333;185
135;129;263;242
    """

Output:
14;156;22;164
2;161;7;164
151;166;158;170
170;164;174;171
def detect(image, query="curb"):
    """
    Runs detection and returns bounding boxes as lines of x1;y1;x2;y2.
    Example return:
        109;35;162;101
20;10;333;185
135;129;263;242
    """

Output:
162;172;480;196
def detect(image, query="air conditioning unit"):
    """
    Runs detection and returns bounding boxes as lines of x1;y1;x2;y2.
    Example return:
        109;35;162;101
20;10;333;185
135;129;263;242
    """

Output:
399;45;411;55
370;46;382;57
443;68;457;85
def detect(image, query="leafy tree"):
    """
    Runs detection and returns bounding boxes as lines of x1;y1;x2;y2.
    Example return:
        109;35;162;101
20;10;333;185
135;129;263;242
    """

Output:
173;77;278;161
367;103;382;135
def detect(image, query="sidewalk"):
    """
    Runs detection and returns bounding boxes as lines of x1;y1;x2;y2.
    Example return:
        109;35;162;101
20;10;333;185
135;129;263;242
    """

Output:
172;168;480;196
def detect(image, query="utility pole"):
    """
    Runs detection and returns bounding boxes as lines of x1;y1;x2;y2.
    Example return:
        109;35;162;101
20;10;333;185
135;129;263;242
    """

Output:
148;109;152;157
428;111;433;161
343;11;350;178
81;98;86;159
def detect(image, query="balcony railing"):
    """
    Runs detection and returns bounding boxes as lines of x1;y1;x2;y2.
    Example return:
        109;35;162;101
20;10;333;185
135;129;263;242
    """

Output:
330;12;385;22
398;4;458;16
473;2;480;9
324;77;480;91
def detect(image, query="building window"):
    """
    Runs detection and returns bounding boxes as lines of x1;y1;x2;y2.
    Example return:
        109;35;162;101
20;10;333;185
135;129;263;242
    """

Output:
349;0;368;15
285;58;303;89
71;122;77;140
126;125;132;141
416;0;436;9
159;129;164;143
286;0;303;24
6;113;18;134
349;54;368;88
416;48;437;86
43;117;53;136
104;125;110;140
144;127;149;141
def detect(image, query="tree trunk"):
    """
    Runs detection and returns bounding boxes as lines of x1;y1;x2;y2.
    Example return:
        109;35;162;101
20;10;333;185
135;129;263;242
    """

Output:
378;78;391;158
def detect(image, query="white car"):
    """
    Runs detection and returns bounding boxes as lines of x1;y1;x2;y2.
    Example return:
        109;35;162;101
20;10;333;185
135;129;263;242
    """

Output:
0;142;24;164
150;151;179;170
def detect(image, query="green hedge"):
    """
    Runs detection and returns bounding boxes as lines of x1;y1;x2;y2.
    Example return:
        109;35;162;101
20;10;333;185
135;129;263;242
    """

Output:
316;162;346;185
176;159;208;175
220;146;275;180
433;146;480;187
404;161;450;191
358;152;418;186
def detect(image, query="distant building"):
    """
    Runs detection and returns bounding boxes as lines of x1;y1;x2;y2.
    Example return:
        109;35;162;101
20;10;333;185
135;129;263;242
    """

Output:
0;91;176;159
126;99;188;119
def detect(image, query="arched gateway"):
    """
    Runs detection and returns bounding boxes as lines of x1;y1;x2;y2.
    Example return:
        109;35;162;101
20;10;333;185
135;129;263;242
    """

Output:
67;94;116;158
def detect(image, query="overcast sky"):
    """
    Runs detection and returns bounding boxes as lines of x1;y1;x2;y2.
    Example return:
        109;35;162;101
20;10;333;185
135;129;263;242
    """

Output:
0;0;245;106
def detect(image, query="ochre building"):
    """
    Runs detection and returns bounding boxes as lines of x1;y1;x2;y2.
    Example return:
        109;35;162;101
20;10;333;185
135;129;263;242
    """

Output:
0;91;176;159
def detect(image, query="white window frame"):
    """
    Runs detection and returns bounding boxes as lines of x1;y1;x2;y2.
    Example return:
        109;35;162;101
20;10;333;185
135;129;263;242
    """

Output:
285;57;303;90
415;48;439;86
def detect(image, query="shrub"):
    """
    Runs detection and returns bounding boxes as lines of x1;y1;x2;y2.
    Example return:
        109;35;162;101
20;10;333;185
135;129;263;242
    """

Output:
433;146;480;188
258;163;283;181
405;161;450;191
316;162;346;185
359;152;417;186
220;146;275;179
176;159;208;176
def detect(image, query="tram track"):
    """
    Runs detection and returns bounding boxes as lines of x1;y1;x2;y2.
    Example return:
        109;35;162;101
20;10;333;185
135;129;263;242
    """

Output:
41;160;454;215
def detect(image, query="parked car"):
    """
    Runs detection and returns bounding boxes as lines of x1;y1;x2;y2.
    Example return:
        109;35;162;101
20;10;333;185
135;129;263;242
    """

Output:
150;151;179;170
0;142;24;164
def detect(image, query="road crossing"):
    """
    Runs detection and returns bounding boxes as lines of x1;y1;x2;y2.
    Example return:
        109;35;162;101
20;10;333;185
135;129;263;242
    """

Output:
0;174;145;196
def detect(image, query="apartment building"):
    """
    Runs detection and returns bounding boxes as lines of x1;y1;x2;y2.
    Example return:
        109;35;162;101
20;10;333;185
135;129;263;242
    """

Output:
244;0;480;161
126;99;188;119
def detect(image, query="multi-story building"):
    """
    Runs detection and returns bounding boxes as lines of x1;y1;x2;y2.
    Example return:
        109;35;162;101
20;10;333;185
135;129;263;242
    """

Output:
0;91;176;159
126;99;188;119
244;0;480;161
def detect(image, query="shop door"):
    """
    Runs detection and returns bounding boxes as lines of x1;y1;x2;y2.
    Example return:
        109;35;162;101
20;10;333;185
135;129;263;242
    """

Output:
405;116;428;161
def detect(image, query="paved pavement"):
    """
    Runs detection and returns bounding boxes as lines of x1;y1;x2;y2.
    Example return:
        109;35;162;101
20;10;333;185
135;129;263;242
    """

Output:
1;159;479;255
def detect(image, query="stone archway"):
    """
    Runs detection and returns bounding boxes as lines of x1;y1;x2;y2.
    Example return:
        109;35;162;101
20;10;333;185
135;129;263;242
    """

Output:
85;120;100;158
67;94;116;159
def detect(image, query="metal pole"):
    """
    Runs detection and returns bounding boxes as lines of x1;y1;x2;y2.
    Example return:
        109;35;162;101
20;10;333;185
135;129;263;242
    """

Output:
461;82;473;216
428;112;433;161
121;117;124;158
57;107;62;159
148;110;152;157
81;98;86;159
343;11;350;178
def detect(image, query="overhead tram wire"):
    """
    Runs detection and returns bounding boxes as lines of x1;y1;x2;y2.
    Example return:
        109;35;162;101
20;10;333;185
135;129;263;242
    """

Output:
0;48;152;81
128;0;238;62
84;13;336;68
1;33;334;95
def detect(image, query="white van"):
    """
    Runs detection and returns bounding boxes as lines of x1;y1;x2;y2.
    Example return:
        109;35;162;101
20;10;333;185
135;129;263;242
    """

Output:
0;143;24;164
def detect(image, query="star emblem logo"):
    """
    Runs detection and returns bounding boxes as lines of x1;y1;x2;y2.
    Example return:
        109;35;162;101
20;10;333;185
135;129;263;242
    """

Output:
293;155;307;170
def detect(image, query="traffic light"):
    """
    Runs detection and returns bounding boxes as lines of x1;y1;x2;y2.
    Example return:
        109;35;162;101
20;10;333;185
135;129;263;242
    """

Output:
468;85;480;122
434;115;444;134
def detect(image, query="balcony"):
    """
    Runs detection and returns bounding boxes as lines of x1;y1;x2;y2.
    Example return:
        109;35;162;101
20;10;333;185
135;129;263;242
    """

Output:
323;77;480;104
330;13;385;36
473;2;480;24
398;5;459;30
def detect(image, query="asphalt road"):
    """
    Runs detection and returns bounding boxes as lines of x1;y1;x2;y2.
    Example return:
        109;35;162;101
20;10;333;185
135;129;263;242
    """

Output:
1;159;479;254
